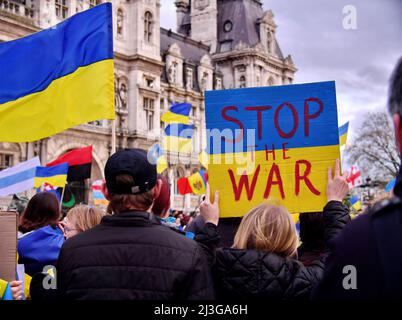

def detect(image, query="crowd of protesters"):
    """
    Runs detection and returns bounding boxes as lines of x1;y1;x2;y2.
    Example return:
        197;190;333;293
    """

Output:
5;58;402;301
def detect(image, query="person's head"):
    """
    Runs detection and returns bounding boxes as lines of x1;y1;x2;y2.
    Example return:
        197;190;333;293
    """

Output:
152;174;171;218
18;192;61;233
298;212;325;250
181;214;191;227
63;205;106;239
232;202;299;258
389;58;402;153
102;148;162;214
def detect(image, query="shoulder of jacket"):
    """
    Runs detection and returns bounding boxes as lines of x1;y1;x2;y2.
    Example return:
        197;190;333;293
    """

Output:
370;197;402;217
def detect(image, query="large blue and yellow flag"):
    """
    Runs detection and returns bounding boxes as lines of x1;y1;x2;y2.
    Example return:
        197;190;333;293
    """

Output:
34;163;68;188
163;123;194;153
205;81;341;217
339;122;349;147
0;3;115;142
161;103;192;125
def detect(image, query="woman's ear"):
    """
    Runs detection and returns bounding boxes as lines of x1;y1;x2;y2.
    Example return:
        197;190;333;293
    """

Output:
153;179;163;200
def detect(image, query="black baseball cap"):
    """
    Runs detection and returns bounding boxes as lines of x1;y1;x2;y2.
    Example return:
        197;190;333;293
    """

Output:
104;148;157;195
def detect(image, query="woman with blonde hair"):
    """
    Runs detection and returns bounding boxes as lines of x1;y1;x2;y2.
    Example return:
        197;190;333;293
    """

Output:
61;205;107;239
28;205;107;301
199;159;350;300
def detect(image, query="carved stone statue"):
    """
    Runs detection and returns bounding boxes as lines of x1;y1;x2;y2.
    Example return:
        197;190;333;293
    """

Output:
119;83;127;109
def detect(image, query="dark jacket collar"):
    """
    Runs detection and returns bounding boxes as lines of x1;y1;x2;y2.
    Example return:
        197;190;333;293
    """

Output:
101;210;161;227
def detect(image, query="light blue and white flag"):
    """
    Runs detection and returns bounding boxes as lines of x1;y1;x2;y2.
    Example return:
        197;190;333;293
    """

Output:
0;157;41;197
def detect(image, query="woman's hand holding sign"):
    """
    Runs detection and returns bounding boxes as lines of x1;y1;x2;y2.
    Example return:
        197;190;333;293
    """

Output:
200;184;220;226
327;158;349;203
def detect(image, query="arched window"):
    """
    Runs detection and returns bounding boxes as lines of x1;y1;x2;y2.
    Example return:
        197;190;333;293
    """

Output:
117;8;124;37
239;75;246;88
268;77;274;86
144;11;153;43
267;31;273;53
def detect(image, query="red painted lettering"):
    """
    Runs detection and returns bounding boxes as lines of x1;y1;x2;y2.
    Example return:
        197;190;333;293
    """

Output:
304;98;324;137
274;102;299;138
263;163;285;199
295;160;320;196
228;165;261;201
244;106;272;140
221;106;244;143
265;144;276;161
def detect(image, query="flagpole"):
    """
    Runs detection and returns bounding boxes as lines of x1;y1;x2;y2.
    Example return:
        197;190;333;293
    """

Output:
111;119;116;154
60;183;66;211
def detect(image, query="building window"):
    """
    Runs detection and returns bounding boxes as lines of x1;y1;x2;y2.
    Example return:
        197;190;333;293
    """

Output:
268;77;274;86
223;20;233;32
55;0;69;19
201;72;208;91
89;120;103;127
186;68;193;90
267;31;273;53
143;97;155;131
89;0;102;8
168;62;178;84
146;78;154;88
193;126;198;152
239;75;246;88
0;154;13;171
117;8;124;37
192;105;197;117
215;78;222;90
144;11;153;43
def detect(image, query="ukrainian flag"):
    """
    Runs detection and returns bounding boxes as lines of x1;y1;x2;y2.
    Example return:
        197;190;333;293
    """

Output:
161;103;192;125
34;163;68;188
349;195;362;211
148;144;168;173
0;3;115;142
163;124;194;153
339;122;349;147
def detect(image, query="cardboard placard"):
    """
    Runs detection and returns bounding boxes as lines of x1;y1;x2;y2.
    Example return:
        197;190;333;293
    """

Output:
0;212;18;282
205;81;340;217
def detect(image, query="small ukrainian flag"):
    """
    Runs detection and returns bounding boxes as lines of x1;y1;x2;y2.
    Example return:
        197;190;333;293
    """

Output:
339;122;349;147
349;195;362;211
163;124;194;154
34;163;68;189
161;103;192;125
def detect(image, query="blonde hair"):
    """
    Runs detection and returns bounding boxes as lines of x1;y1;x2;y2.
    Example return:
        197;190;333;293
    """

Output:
66;205;106;233
233;202;299;258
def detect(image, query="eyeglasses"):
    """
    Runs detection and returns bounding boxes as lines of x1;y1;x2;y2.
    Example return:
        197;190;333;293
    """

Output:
64;226;77;233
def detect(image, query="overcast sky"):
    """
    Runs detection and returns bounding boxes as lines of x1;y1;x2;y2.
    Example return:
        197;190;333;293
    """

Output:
160;0;402;138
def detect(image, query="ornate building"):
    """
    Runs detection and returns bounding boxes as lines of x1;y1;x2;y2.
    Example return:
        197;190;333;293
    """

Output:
0;0;296;210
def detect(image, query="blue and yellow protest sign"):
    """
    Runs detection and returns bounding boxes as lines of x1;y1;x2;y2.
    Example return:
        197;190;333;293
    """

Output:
205;81;340;217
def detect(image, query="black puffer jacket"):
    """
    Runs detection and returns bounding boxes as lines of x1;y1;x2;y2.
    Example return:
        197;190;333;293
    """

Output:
212;201;350;300
56;211;215;300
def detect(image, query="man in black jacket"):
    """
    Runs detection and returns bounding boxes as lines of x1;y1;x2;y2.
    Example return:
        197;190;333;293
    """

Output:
56;148;215;300
313;59;402;300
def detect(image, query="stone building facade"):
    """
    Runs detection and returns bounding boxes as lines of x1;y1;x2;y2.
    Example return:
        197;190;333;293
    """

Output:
0;0;296;210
